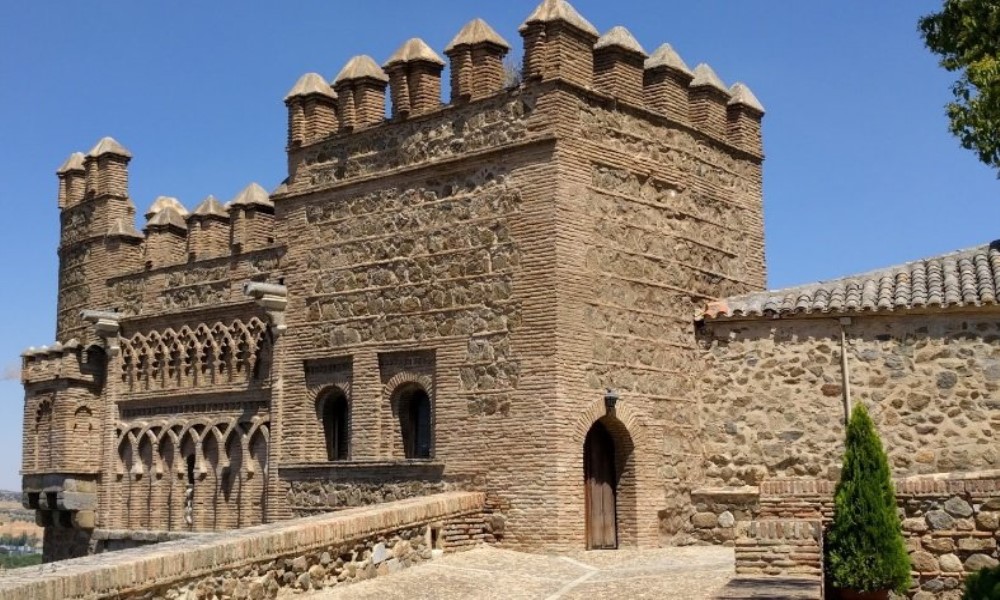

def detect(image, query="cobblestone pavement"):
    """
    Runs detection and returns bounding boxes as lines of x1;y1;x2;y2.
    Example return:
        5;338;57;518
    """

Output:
295;546;736;600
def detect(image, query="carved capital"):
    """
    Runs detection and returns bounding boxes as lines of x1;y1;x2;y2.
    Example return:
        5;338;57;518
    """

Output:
81;309;122;355
244;282;288;336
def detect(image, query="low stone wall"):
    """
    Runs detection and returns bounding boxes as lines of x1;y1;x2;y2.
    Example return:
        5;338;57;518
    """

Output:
280;462;457;516
897;472;1000;599
689;487;759;545
0;491;486;600
734;519;823;578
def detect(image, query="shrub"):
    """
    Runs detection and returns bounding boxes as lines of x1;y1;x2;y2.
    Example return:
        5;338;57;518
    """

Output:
825;403;911;594
964;565;1000;600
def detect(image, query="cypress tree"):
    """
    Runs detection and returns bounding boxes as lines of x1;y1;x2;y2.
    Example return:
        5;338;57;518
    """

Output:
825;403;911;594
964;565;1000;600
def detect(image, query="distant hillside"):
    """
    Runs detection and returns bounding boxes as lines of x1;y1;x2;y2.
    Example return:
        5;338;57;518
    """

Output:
0;491;20;504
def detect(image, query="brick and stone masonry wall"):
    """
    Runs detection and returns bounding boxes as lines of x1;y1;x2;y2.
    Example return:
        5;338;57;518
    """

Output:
0;492;487;600
693;474;1000;600
734;519;823;578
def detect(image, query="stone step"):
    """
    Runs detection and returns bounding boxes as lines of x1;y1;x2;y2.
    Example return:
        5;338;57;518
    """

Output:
714;576;822;600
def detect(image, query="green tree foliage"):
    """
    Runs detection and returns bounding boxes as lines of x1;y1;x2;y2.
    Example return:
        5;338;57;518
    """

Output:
0;553;42;569
825;404;911;594
964;565;1000;599
919;0;1000;175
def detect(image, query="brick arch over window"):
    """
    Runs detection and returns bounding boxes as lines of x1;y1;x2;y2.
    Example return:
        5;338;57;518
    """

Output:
383;372;434;460
571;400;658;548
316;386;349;461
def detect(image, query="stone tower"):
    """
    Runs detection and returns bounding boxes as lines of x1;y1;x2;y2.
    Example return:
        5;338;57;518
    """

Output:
24;0;765;560
54;138;142;343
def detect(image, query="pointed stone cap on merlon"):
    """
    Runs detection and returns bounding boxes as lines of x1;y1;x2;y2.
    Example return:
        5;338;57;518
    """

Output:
107;217;143;239
86;136;132;159
519;0;599;36
285;73;337;101
57;152;86;175
190;195;230;220
385;38;446;68
728;82;765;114
146;206;188;231
446;18;511;52
229;182;274;209
645;43;693;77
690;63;730;95
335;55;390;84
145;196;189;220
595;26;646;57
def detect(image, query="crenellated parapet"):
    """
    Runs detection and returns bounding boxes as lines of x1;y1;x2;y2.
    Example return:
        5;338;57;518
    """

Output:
285;73;339;149
281;0;765;190
384;38;445;118
593;26;647;106
144;197;189;268
187;195;231;260
55;137;143;342
334;55;389;131
444;19;510;103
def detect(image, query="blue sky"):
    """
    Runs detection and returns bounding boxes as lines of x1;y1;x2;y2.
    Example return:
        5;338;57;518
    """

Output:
0;1;996;491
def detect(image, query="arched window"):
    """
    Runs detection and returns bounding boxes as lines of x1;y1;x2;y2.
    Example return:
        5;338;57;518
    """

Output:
320;389;349;461
397;386;432;459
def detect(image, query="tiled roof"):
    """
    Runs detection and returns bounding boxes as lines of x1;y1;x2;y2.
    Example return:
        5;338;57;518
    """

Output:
701;241;1000;320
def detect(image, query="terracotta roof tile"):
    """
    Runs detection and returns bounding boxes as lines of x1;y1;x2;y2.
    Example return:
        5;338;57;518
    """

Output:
700;241;1000;320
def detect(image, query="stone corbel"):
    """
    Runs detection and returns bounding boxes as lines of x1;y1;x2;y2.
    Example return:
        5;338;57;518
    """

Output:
81;309;122;356
244;282;288;336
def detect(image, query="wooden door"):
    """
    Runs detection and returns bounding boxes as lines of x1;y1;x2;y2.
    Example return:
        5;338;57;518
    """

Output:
584;421;617;549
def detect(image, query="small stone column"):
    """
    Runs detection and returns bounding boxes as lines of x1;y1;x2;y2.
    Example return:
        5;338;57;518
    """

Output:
384;38;445;118
689;63;731;139
445;19;511;102
334;55;389;130
643;43;693;123
284;73;338;147
593;26;647;106
727;83;765;156
519;0;599;88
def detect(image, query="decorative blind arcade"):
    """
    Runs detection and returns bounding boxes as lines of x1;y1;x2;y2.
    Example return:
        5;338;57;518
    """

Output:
120;318;269;391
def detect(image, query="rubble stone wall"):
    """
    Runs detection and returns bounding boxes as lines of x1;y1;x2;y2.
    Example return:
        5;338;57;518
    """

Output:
696;313;1000;487
0;492;487;600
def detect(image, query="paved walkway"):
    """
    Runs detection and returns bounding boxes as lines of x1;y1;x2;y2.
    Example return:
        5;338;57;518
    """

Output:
295;546;736;600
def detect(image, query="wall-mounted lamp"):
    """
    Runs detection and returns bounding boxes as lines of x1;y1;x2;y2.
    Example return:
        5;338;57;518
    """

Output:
604;388;619;412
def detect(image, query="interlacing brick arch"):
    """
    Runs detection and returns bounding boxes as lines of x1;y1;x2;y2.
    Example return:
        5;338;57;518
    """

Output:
120;318;269;391
113;415;269;531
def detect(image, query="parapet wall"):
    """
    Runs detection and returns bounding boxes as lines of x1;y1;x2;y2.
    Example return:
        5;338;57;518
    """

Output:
283;0;764;186
0;492;487;600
